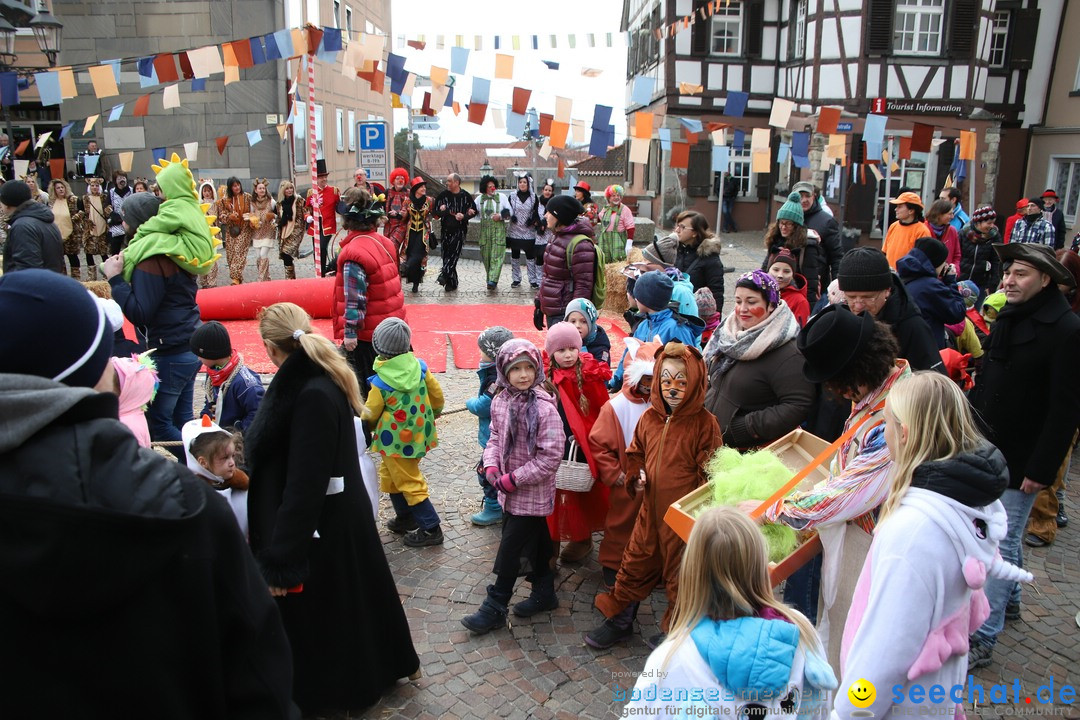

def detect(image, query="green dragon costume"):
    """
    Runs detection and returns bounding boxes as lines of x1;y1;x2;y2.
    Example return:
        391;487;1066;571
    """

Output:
122;153;222;281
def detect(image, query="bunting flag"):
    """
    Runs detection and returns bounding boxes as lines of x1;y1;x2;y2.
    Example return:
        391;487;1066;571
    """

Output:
247;129;262;146
118;151;133;172
183;141;198;162
216;136;228;155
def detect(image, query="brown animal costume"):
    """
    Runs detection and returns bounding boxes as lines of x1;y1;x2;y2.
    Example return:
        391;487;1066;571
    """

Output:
277;180;305;280
196;179;221;288
48;179;86;279
80;177;112;280
217;179;252;284
593;341;722;632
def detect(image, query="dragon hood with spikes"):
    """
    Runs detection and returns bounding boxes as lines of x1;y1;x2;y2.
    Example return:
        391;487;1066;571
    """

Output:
121;153;222;281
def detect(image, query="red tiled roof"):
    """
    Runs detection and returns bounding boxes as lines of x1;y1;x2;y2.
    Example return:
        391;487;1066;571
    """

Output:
571;141;627;177
415;142;589;179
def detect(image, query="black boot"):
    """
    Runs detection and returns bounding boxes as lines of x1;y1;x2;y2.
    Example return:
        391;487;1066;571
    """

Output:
584;603;637;649
512;574;558;618
461;585;510;634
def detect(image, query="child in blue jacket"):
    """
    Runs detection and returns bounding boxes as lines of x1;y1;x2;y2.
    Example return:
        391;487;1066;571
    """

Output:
610;270;700;389
190;321;265;435
467;326;514;526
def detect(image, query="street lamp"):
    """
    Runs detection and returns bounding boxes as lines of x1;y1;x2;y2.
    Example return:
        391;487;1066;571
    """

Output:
0;3;63;175
479;160;492;182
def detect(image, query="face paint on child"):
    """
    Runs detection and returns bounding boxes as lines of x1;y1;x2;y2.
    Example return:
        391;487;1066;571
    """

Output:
660;359;687;409
553;346;580;368
632;375;653;399
768;262;794;289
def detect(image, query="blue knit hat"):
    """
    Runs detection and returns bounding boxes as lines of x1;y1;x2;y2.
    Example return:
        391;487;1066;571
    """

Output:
0;270;114;387
633;270;674;311
776;192;805;226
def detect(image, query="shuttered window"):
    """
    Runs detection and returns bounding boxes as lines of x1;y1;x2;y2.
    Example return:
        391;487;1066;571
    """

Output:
688;144;712;197
865;0;895;55
893;0;945;56
948;0;978;59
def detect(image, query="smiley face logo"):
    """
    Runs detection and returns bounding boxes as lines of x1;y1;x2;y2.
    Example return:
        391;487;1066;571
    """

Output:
848;679;876;709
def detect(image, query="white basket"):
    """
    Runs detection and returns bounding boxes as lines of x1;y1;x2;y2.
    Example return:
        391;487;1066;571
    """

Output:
555;438;596;492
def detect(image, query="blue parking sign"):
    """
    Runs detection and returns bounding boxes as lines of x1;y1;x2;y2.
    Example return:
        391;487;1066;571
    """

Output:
359;122;386;150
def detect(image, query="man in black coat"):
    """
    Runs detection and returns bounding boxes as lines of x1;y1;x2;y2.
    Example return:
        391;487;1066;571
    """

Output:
1;180;64;274
968;243;1080;670
1039;189;1067;250
0;270;300;719
793;180;844;288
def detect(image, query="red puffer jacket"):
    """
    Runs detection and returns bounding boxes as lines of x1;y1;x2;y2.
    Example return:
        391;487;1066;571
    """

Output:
539;218;597;316
333;230;406;341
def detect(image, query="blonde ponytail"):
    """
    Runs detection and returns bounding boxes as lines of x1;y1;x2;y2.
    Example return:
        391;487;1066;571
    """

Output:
258;302;364;413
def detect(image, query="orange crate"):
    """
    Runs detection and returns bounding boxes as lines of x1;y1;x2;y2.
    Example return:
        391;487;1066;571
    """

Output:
663;428;835;585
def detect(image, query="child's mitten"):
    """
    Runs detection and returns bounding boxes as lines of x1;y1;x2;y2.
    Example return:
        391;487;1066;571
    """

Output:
493;473;517;494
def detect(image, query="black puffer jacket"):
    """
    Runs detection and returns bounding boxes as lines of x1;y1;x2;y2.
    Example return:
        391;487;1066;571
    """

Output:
958;221;1001;295
0;375;299;719
674;235;725;314
539;218;597;316
877;272;945;372
802;201;843;287
2;200;64;273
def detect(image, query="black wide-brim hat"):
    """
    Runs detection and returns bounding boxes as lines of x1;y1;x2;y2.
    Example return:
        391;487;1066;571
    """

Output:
994;242;1074;288
797;304;877;383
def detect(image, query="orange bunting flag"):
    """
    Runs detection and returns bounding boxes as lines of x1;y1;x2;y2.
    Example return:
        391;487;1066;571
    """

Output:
549;120;569;149
959;131;976;160
467;102;488;126
670;142;690;169
133;94;151;117
633;112;653;139
216;136;228;155
817;106;841;135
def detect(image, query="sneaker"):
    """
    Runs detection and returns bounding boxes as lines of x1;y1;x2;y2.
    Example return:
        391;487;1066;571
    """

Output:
1005;601;1021;621
1057;506;1068;528
645;632;667;650
1024;533;1049;548
403;526;444;547
584;618;634;649
968;639;994;669
511;280;522;288
387;514;418;534
530;282;540;289
486;281;498;290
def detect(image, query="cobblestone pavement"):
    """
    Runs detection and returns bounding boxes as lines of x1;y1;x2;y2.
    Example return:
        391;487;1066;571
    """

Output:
239;231;1078;719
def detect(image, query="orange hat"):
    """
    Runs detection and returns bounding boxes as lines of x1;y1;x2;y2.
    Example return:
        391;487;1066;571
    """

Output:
889;191;923;208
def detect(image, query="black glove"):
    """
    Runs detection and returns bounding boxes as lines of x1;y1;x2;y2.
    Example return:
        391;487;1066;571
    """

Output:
509;216;517;224
533;297;545;331
428;237;439;250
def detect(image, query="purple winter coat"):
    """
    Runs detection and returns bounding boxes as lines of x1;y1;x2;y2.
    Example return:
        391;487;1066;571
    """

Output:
538;218;597;317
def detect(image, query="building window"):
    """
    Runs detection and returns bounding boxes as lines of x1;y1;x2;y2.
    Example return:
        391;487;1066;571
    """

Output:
1051;157;1080;225
305;0;319;26
710;2;743;56
284;0;301;27
293;101;324;168
711;146;754;199
792;0;807;59
988;10;1009;68
347;110;356;150
335;108;344;151
345;6;353;36
893;0;944;56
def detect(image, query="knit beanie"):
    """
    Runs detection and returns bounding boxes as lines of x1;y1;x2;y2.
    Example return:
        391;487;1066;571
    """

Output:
545;195;585;227
914;237;948;268
776;192;805;226
372;317;412;358
477;325;514;361
970;206;996;224
190;320;232;359
633;270;674;311
694;287;717;318
545;321;584;354
122;192;162;235
642;234;678;267
957;280;981;309
0;180;31;207
768;248;799;272
0;270;114;388
838;247;893;292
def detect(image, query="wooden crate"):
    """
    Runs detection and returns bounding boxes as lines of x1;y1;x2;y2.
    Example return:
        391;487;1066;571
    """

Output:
663;428;836;585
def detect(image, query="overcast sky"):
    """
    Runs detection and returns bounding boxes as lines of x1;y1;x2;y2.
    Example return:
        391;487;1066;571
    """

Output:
389;0;628;147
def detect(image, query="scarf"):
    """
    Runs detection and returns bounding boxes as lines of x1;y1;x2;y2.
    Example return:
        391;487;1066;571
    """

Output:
495;341;547;471
207;351;241;387
986;286;1055;362
278;194;295;227
928;221;947;239
705;301;800;375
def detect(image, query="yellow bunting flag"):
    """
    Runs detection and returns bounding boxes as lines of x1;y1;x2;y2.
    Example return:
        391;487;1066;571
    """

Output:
88;65;119;99
118;151;134;172
83;114;100;135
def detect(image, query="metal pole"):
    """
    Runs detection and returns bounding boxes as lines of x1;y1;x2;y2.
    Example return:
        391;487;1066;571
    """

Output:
408;109;415;179
306;53;322;277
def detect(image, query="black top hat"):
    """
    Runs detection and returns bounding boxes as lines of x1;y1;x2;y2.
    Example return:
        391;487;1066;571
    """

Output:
797;305;878;383
315;159;329;177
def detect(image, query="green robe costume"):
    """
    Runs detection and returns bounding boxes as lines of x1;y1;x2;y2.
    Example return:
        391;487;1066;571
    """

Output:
476;193;507;284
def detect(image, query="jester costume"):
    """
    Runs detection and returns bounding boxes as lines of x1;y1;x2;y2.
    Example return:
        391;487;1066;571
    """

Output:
403;178;433;292
475;177;510;286
384;167;411;272
595;185;635;263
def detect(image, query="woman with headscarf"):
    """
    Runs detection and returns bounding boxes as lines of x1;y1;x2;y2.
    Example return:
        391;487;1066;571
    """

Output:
703;269;813;450
596;185;635;263
217;176;253;284
49;178;86;280
475;174;510;289
246;302;420;714
277;180;306;281
506;172;541;288
404;177;434;293
534;178;556;261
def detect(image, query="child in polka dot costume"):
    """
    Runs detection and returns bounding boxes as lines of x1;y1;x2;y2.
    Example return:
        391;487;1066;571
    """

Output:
362;318;446;547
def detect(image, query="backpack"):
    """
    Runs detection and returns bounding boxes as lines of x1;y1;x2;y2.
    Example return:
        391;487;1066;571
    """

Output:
566;234;607;308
